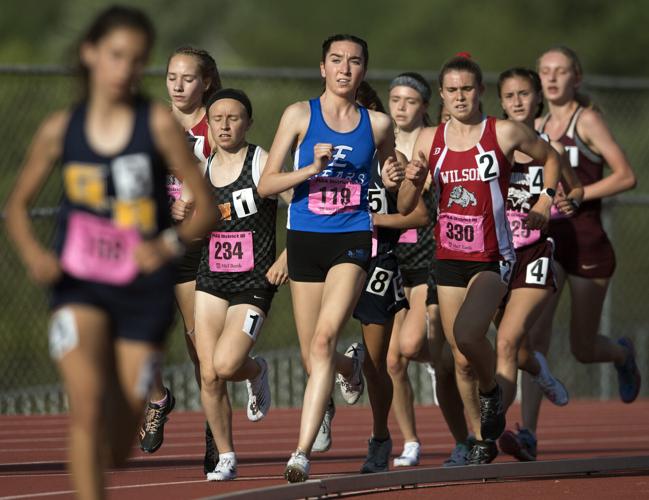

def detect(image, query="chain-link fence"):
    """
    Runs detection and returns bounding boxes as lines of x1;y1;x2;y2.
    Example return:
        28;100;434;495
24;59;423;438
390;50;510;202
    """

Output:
1;66;648;413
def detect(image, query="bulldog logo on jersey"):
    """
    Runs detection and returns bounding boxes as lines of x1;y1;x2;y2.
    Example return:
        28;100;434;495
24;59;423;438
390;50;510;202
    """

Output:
447;185;477;208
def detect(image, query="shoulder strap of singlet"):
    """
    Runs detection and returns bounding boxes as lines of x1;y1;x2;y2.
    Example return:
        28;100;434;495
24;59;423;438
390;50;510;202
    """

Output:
566;106;583;139
538;113;551;133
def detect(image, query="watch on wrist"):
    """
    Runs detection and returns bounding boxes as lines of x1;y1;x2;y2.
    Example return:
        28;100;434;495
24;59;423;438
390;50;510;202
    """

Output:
540;187;556;199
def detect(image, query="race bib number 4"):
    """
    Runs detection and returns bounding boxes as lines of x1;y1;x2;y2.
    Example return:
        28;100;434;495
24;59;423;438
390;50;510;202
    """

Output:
308;177;361;215
507;210;541;249
61;211;140;285
208;231;254;272
439;212;485;253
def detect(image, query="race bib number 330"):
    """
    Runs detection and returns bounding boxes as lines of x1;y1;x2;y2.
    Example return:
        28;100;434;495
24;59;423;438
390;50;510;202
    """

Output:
438;212;485;253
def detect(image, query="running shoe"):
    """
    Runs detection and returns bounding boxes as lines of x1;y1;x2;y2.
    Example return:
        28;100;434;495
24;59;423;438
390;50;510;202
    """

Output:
425;363;439;406
442;441;472;467
393;441;420;467
336;342;366;405
203;423;218;475
139;387;175;453
615;337;641;404
206;453;237;481
467;440;498;465
533;351;569;406
246;357;271;421
284;450;310;483
312;397;336;452
479;383;506;441
360;436;392;473
498;425;537;461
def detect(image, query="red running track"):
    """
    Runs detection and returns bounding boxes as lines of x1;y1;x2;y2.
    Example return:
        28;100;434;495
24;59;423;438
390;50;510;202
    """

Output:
0;400;648;499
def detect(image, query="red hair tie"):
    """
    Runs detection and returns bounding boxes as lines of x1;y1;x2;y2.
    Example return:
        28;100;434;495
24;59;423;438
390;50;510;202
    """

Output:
455;51;472;59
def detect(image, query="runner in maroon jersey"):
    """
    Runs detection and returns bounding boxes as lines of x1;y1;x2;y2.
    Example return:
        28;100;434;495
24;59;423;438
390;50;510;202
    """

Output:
493;68;583;462
140;46;221;472
513;46;641;460
398;54;560;465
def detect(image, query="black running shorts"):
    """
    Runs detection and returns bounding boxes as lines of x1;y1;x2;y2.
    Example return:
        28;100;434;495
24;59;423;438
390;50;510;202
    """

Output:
435;259;513;288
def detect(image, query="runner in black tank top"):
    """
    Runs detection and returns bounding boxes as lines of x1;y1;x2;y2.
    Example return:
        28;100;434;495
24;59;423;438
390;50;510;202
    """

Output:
140;46;222;469
194;89;286;482
3;8;215;498
516;48;641;454
350;82;414;473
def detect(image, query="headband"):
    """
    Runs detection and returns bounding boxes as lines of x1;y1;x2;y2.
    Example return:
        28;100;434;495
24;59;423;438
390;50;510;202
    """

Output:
206;88;253;119
389;75;431;103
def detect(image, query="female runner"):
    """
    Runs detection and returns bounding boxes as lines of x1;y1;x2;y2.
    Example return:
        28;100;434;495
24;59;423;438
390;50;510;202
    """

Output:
4;7;215;499
505;46;639;461
258;34;404;482
398;54;560;465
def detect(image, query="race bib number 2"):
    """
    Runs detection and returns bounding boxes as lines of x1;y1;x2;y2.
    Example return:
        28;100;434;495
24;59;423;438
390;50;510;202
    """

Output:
308;177;361;215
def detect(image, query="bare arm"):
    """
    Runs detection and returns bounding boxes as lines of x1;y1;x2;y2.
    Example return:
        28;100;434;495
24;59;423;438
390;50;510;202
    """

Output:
397;127;435;215
257;102;325;197
150;103;217;245
373;195;430;229
4;111;69;285
577;108;636;200
551;140;584;217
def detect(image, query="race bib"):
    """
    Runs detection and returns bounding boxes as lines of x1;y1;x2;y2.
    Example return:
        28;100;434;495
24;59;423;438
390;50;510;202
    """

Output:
399;228;418;244
308;177;361;215
507;210;541;249
167;175;182;203
61;211;140;285
438;212;485;253
208;231;254;272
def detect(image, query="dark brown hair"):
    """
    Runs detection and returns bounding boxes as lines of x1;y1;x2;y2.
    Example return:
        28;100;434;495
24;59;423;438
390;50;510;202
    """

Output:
497;67;544;118
322;34;369;69
438;55;483;89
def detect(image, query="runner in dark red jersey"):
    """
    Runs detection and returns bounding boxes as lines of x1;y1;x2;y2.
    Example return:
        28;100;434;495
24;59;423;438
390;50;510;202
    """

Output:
518;47;641;450
398;54;560;465
140;46;222;472
493;68;583;462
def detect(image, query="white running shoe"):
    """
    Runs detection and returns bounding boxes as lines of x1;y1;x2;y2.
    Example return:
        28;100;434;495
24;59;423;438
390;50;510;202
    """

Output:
206;453;237;481
336;343;365;405
312;397;335;452
393;441;420;467
425;364;439;406
532;351;569;406
360;436;392;473
246;357;271;421
284;450;310;483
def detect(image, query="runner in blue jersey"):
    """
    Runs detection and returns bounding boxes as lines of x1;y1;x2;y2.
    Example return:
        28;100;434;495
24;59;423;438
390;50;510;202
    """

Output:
258;34;404;483
4;7;215;499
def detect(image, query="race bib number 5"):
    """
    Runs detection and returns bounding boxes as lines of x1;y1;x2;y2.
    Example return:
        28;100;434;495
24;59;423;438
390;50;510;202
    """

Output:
208;231;254;272
308;177;361;215
61;211;140;285
438;212;485;253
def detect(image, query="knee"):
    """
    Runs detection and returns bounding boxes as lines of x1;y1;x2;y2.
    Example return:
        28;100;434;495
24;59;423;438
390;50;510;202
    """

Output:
310;329;337;363
69;398;102;432
451;351;473;379
199;365;220;392
571;341;596;364
497;337;518;362
386;352;405;378
213;357;239;381
400;335;423;360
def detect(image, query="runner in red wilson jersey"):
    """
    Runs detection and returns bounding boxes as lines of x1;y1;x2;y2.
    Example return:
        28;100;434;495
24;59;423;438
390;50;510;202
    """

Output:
397;54;560;465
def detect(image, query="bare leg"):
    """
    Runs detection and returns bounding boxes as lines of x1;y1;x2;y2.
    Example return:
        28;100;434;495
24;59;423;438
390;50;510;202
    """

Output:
362;320;393;440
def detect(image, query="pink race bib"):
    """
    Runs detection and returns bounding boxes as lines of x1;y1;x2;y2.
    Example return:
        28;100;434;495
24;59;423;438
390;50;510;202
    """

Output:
308;177;361;215
167;184;182;202
61;211;140;285
507;210;541;249
208;231;254;272
438;212;485;253
399;228;418;244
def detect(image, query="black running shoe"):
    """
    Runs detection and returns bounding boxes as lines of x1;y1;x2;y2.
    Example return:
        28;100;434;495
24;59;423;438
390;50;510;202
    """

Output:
467;440;498;465
203;423;218;475
139;387;175;453
479;384;506;441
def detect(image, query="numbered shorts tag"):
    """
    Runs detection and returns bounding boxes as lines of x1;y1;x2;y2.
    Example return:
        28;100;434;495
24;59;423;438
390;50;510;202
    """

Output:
242;308;264;341
475;151;500;182
366;266;394;297
526;257;550;285
49;308;79;361
392;269;406;302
